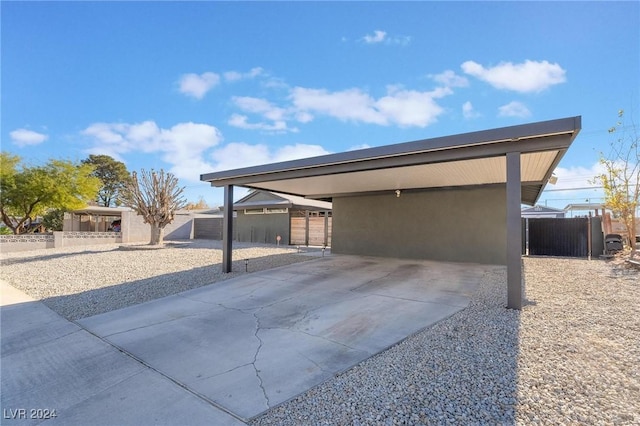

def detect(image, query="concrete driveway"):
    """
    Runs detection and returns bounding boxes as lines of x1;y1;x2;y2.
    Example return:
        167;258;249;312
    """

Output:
2;255;492;424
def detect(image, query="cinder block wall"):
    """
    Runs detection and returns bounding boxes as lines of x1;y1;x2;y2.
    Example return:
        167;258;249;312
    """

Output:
331;186;507;265
165;213;194;240
121;211;194;243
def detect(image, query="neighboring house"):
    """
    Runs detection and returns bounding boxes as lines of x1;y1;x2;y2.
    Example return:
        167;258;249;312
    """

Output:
521;205;565;218
563;203;606;218
64;206;131;232
64;206;196;242
233;190;332;246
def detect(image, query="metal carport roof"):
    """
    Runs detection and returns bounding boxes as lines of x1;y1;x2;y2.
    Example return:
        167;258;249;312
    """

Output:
201;116;582;310
201;116;581;206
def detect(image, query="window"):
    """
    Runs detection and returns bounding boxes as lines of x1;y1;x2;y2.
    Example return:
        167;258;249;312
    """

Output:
266;208;288;214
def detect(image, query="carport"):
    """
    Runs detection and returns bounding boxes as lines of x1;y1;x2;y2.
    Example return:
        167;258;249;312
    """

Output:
201;116;581;309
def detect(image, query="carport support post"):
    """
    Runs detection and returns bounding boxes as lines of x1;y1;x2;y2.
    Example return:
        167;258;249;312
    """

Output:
222;185;234;273
506;151;523;310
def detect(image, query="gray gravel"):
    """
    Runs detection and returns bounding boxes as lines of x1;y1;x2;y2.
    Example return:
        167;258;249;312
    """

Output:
0;240;312;320
1;244;638;424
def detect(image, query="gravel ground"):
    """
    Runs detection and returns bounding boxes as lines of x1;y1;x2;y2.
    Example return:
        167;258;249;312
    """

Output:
0;240;312;320
1;244;638;424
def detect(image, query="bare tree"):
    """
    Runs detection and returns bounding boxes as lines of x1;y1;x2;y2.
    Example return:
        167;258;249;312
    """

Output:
595;109;639;251
121;169;186;245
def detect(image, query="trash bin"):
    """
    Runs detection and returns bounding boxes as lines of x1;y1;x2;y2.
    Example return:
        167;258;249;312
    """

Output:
605;234;623;254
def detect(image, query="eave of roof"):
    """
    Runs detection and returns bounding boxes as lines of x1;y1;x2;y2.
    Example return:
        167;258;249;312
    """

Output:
201;116;581;206
71;206;132;215
233;190;332;211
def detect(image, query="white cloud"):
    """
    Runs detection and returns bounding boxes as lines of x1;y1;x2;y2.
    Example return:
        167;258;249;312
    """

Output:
232;96;286;121
498;101;531;118
229;96;305;133
224;67;264;82
462;101;480;119
178;72;220;99
461;60;566;93
228;114;295;133
10;129;49;147
363;30;387;44
291;87;386;125
431;70;469;88
290;85;450;128
377;86;450;127
295;111;314;123
361;30;411;46
209;142;330;172
223;71;243;82
82;121;222;181
551;163;606;191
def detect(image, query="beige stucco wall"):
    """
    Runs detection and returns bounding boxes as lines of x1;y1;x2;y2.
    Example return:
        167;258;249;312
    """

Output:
331;186;507;265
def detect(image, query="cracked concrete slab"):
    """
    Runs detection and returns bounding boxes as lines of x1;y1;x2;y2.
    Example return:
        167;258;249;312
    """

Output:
78;255;493;421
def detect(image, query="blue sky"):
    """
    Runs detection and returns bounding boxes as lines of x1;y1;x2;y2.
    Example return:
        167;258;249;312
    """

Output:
3;1;639;209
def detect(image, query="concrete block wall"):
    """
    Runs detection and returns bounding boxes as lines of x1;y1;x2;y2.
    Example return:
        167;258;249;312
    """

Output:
0;234;55;253
1;212;197;253
120;211;194;243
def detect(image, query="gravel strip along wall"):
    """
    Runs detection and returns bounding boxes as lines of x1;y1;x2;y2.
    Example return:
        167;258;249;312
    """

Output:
1;245;638;424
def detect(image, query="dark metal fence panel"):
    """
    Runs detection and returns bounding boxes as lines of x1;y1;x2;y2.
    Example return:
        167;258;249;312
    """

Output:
527;218;589;257
194;218;222;239
522;218;527;255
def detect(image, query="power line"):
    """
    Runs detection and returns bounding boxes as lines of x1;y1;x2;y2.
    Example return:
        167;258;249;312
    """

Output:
543;186;603;192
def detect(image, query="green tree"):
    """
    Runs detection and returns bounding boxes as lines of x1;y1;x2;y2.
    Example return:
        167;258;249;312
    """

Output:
595;110;639;250
81;154;131;207
0;153;101;234
42;209;65;231
121;169;186;245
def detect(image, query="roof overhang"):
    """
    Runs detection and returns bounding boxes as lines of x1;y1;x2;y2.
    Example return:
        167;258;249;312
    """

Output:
71;207;131;216
564;203;606;211
201;116;581;206
232;190;332;211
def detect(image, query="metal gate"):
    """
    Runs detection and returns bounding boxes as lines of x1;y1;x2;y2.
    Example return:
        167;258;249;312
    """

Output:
524;218;589;257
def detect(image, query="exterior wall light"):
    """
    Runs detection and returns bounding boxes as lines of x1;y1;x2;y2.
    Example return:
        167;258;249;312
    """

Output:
395;189;401;198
